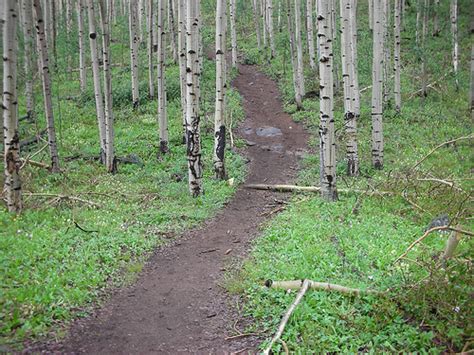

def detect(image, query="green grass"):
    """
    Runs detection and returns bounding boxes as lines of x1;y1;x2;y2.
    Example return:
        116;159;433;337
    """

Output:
0;13;247;349
231;0;474;352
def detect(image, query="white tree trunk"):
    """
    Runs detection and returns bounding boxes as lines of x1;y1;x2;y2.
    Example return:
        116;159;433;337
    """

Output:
168;0;178;63
147;0;155;98
261;0;267;47
214;0;227;179
295;0;305;99
383;0;391;105
432;0;440;36
371;0;384;169
421;0;428;98
394;0;401;112
98;0;117;173
157;0;169;154
87;0;107;162
21;0;35;119
129;0;140;107
34;0;61;173
470;44;474;120
229;0;238;68
307;0;316;70
3;0;22;213
318;0;337;201
450;0;459;90
178;0;187;141
368;0;373;30
287;0;302;109
252;0;262;49
77;0;87;93
267;0;276;58
186;0;203;196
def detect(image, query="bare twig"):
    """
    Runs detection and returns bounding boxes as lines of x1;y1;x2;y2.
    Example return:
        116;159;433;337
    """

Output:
266;279;381;295
20;158;50;170
25;193;102;208
263;279;310;355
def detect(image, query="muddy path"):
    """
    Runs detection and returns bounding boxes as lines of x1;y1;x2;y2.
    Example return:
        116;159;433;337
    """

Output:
35;64;309;354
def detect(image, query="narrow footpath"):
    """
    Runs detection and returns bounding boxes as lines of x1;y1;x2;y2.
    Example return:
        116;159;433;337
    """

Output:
39;64;309;353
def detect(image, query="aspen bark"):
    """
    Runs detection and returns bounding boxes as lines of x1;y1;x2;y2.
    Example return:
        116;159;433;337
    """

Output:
350;0;360;120
394;0;401;112
178;0;187;141
287;0;302;109
21;0;35;119
3;0;22;213
77;0;87;93
383;0;391;105
252;0;262;49
214;0;227;179
307;0;316;70
368;0;373;30
186;0;203;196
420;0;429;98
262;0;268;47
471;44;474;119
157;0;169;154
168;0;178;63
371;0;384;169
318;0;337;201
129;0;140;107
267;0;276;58
432;0;440;36
450;0;459;90
295;0;305;99
98;0;117;173
147;0;155;98
87;0;107;161
229;0;238;68
34;0;61;173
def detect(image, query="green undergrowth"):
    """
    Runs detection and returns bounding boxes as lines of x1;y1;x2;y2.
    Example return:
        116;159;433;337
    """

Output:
0;14;246;350
231;0;473;353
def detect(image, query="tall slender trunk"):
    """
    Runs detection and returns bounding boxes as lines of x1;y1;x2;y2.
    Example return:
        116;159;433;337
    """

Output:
470;44;474;119
349;0;360;175
178;0;187;141
267;0;276;58
432;0;440;36
66;0;73;75
287;0;302;109
99;0;117;173
129;0;140;107
21;0;35;119
450;0;459;90
262;0;267;47
307;0;316;70
415;0;420;46
147;0;155;98
295;0;305;99
34;0;61;172
318;0;337;201
214;0;227;179
277;0;282;32
371;0;384;169
157;0;169;154
394;0;401;112
368;0;373;30
3;0;22;213
421;0;428;97
383;0;391;105
168;0;178;63
87;0;107;161
229;0;238;68
330;0;339;92
77;0;87;93
252;0;262;49
186;0;203;197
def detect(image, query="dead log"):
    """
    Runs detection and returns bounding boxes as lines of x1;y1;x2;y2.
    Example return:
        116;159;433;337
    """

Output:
266;279;380;295
245;184;393;196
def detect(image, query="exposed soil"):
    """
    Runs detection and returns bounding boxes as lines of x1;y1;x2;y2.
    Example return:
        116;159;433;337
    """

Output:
31;64;309;354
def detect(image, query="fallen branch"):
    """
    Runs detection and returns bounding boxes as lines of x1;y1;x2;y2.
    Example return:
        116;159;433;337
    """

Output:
245;184;393;196
263;279;310;355
411;134;473;170
266;279;380;295
393;226;474;264
407;70;452;100
20;158;50;170
25;193;102;208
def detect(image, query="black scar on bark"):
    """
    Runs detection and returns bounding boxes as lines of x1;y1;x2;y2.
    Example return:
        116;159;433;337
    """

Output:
215;125;225;162
89;32;97;40
160;140;169;155
374;161;383;170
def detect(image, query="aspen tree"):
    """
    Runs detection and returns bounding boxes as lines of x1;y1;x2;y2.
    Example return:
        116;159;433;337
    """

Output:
138;0;144;42
368;0;373;30
186;0;203;196
371;0;384;169
394;0;401;112
287;0;303;109
66;0;73;75
21;0;35;120
229;0;238;68
214;0;227;179
295;0;305;99
349;0;360;121
157;0;169;154
383;0;391;105
432;0;440;36
34;0;61;172
147;0;155;98
277;0;282;32
43;0;53;53
77;0;87;93
261;0;268;47
178;0;187;140
3;0;22;213
318;0;337;201
87;0;107;161
330;0;339;92
450;0;459;90
470;44;474;119
267;0;276;58
168;0;178;63
98;0;117;173
129;0;140;107
421;0;428;97
307;0;316;70
252;0;262;49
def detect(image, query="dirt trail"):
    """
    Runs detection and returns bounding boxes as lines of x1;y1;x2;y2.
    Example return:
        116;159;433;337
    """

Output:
37;64;309;354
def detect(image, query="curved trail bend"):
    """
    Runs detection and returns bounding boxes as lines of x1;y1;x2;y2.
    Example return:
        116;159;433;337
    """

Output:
44;64;309;353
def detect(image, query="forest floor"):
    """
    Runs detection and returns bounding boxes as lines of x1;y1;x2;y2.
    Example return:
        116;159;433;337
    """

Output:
27;64;308;353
